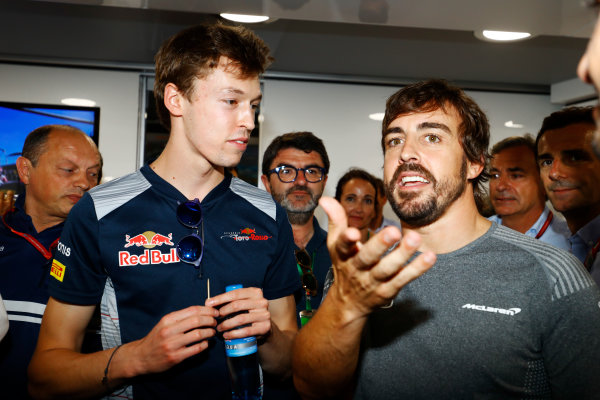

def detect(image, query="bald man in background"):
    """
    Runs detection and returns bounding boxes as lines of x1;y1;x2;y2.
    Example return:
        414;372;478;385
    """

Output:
0;125;101;399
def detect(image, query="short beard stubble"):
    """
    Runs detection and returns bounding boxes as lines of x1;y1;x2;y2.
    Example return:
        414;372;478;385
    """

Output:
273;184;321;225
386;159;468;228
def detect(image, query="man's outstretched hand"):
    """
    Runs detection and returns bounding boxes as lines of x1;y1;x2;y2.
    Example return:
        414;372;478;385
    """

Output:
320;196;436;321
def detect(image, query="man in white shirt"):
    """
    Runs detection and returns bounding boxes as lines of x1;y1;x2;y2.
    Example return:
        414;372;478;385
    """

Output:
488;135;569;249
536;106;600;285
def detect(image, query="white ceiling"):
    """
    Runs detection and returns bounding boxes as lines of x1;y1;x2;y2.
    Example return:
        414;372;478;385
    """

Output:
2;0;597;93
36;0;597;38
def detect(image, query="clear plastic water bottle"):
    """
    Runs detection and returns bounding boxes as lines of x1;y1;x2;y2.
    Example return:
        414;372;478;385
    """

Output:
224;284;263;400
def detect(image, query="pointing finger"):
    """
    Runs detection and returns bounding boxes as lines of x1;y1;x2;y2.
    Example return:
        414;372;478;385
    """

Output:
319;197;361;260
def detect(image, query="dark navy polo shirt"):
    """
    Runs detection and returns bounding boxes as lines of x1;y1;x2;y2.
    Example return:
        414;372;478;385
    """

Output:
49;166;299;399
0;193;63;399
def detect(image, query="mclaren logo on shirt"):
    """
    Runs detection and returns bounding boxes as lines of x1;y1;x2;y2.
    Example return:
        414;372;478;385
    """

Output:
462;303;521;316
119;231;179;266
220;227;272;242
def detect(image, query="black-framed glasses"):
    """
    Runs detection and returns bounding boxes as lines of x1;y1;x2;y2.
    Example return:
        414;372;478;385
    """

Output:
295;249;317;297
176;198;204;268
268;165;326;183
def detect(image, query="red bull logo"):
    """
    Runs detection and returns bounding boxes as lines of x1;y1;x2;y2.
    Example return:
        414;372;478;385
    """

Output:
124;231;174;248
119;248;180;266
120;231;178;266
240;228;255;235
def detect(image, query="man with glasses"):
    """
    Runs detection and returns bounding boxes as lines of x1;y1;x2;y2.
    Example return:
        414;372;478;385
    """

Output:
260;131;331;399
261;131;331;329
29;24;300;400
293;79;600;399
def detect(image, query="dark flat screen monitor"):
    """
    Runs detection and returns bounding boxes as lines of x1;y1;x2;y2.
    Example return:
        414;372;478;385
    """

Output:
0;101;100;196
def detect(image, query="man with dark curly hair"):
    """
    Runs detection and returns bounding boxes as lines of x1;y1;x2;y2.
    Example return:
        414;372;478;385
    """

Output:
294;80;600;399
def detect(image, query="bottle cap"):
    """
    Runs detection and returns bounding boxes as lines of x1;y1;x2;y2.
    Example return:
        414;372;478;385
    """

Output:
226;284;243;292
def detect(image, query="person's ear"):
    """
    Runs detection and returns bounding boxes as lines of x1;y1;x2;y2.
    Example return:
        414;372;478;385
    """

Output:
16;156;33;184
467;156;485;180
163;83;184;118
260;174;272;193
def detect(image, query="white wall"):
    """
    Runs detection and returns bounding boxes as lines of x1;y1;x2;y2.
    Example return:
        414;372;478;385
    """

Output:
0;64;140;181
259;79;561;226
0;63;562;220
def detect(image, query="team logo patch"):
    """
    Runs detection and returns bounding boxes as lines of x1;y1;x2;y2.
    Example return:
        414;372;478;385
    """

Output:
221;227;272;242
119;231;178;267
50;259;66;282
461;303;521;316
124;231;174;248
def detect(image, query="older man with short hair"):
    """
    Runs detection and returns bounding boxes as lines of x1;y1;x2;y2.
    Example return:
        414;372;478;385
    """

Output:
0;124;101;399
488;134;569;249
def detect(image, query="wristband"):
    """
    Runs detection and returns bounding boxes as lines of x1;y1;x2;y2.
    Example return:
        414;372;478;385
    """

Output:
101;345;122;389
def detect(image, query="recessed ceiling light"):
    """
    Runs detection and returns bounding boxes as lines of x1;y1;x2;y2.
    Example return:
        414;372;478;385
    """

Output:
220;13;269;23
477;30;532;42
61;98;96;107
504;120;524;128
369;112;384;121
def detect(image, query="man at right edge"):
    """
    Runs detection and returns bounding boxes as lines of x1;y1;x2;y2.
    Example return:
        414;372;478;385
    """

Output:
292;79;600;399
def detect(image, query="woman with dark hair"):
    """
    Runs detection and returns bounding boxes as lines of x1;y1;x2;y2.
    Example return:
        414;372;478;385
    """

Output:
335;168;378;243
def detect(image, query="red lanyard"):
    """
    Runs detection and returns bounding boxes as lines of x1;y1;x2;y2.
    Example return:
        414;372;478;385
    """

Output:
1;214;59;260
584;238;600;271
535;211;553;240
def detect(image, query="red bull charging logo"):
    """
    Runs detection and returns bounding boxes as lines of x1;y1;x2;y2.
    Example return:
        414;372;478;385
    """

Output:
124;231;174;248
120;231;179;266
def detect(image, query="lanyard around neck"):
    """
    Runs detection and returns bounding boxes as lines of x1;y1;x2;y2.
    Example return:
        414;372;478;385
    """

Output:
2;214;59;260
534;211;553;240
